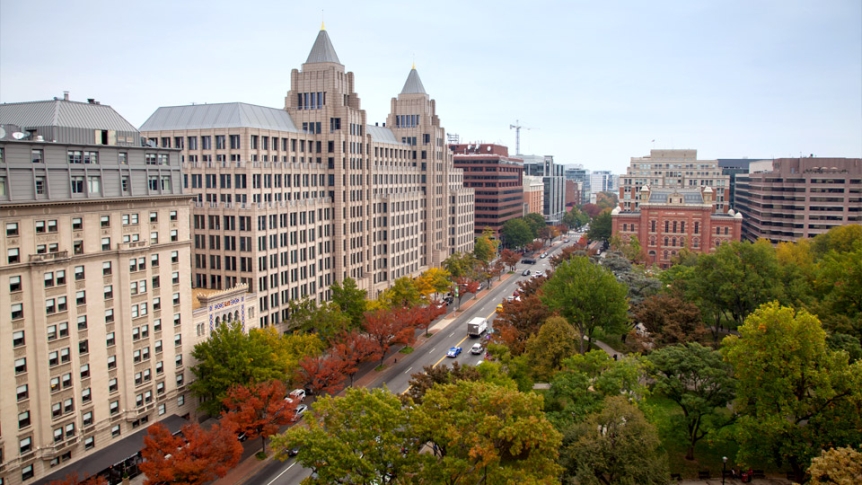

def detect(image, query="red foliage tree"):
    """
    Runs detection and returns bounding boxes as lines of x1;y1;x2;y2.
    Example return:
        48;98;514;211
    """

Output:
332;329;380;386
49;473;108;485
582;203;601;218
495;294;554;355
363;308;413;366
140;421;242;485
465;279;481;300
500;248;521;271
221;379;294;454
528;240;545;253
295;353;346;396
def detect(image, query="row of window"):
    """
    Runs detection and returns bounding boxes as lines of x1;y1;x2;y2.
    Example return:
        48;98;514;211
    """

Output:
5;211;178;238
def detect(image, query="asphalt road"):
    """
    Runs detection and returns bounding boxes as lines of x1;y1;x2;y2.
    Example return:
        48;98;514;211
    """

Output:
249;237;577;485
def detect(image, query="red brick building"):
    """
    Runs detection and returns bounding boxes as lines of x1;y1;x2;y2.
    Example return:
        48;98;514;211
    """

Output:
451;143;524;236
611;185;742;268
565;179;581;208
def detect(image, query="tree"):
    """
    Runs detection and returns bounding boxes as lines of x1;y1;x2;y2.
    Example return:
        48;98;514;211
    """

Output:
722;302;862;482
501;218;533;249
221;380;294;454
586;210;612;241
808;446;862;485
442;252;476;279
474;233;496;263
494;293;552;355
330;277;367;329
415;267;452;299
633;292;708;347
401;361;482;405
545;351;646;429
270;388;418;485
49;474;108;485
382;276;421;309
542;256;630;354
523;316;580;381
251;327;325;377
284;298;351;341
581;203;602;218
331;329;380;386
363;308;413;366
811;223;862;259
647;343;736;460
559;396;670;485
294;353;347;396
411;380;563;483
500;248;521;271
524;212;547;238
811;246;862;352
190;322;285;415
140;421;242;485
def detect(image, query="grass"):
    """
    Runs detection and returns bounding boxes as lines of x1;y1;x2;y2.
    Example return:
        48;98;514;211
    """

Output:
400;346;414;354
255;451;268;460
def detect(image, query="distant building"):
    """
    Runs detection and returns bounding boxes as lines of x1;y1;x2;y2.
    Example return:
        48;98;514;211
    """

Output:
524;175;545;215
734;157;862;243
450;143;524;236
611;185;742;268
565;165;590;204
564;179;581;208
0;97;196;485
717;158;771;210
590;170;617;194
521;154;565;224
620;149;730;212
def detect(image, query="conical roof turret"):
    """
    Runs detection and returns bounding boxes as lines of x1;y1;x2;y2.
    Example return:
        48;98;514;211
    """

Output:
400;66;426;95
305;24;341;64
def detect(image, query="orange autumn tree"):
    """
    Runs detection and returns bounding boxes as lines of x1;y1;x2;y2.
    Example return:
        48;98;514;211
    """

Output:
49;473;108;485
332;329;380;386
363;308;414;366
140;421;242;485
221;380;295;454
295;353;347;396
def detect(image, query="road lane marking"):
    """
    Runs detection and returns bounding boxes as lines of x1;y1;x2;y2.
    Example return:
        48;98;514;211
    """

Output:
429;348;436;354
265;461;297;485
403;366;412;374
448;332;454;337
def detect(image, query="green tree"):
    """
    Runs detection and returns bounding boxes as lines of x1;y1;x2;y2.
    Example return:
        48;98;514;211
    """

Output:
808;446;862;485
442;251;477;279
190;322;285;415
330;277;367;329
524;212;547;239
811;223;862;259
633;292;708;347
270;387;417;484
382;276;421;308
501;218;533;249
563;206;589;230
647;342;736;460
542;256;630;354
559;396;669;485
401;361;481;406
586;210;612;241
523;316;580;382
811;246;862;352
473;233;496;264
252;327;325;378
411;380;563;484
722;302;862;482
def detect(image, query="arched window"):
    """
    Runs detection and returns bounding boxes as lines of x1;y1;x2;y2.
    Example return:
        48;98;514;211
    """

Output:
680;221;686;233
672;237;677;247
623;223;627;232
215;316;221;326
664;220;669;232
673;221;678;233
651;220;657;232
693;237;699;248
235;310;240;321
663;250;669;259
680;237;686;247
715;239;721;247
648;250;656;263
664;237;669;246
650;236;656;246
725;227;729;235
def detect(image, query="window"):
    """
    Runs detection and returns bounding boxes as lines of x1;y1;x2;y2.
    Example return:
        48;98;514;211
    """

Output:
173;292;180;306
59;322;69;337
174;313;181;326
36;176;46;194
101;215;110;227
176;372;184;386
174;334;182;346
85;436;95;449
155;340;163;353
171;250;179;263
13;330;25;347
154;318;162;332
12;302;24;319
71;217;83;230
153;297;161;311
109;378;118;392
170;229;178;241
75;265;85;280
172;271;180;284
111;424;121;437
82;387;91;403
158;403;166;415
105;308;114;323
49;350;59;366
71;176;85;193
60;347;71;363
79;341;89;356
110;400;119;415
76;290;86;305
19;410;31;429
6;221;19;236
170;210;178;221
156;361;164;374
8;247;20;264
62;372;72;388
18;384;29;401
151;232;159;244
77;315;87;329
51;377;61;392
15;357;27;373
151;254;160;267
178;394;185;406
108;355;117;369
150;211;158;223
88;176;101;194
104;284;113;299
83;411;93;427
102;237;111;250
103;261;112;275
106;332;115;346
20;436;33;454
175;353;183;367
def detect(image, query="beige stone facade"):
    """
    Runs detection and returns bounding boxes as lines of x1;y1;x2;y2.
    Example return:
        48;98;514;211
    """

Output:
620;149;730;212
140;28;473;321
0;126;195;484
524;176;545;215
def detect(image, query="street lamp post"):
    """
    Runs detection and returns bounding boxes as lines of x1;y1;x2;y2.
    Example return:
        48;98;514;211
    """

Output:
722;456;727;485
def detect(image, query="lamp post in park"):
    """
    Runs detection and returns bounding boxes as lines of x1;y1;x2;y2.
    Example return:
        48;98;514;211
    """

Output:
722;456;727;485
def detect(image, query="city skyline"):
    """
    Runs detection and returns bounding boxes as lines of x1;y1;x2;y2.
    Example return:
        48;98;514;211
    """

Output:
1;0;860;174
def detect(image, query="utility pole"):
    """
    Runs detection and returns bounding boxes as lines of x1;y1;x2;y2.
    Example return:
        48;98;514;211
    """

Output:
509;120;529;155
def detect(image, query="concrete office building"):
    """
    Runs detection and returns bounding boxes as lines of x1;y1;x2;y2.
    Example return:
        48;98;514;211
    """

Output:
141;27;474;322
620;149;730;212
520;154;565;224
734;157;862;243
450;143;523;236
564;165;590;204
0;98;196;485
590;170;617;194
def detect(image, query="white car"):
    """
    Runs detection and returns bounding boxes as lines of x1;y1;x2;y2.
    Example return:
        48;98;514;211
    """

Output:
293;404;308;422
289;388;306;402
471;343;484;355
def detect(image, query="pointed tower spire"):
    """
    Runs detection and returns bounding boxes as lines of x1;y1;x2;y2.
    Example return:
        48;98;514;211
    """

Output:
305;28;341;64
400;66;426;95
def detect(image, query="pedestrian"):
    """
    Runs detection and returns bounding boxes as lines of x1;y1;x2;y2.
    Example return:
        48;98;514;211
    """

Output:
394;358;397;364
613;354;618;361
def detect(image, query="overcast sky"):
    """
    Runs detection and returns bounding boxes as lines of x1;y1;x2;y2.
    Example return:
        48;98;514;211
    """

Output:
1;0;860;174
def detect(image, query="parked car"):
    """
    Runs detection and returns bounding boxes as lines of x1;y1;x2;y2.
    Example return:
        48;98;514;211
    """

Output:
522;269;531;276
237;431;248;442
447;346;462;358
293;404;308;421
540;253;547;258
287;446;301;457
289;389;306;402
471;343;484;355
506;296;514;302
477;282;485;291
496;303;504;313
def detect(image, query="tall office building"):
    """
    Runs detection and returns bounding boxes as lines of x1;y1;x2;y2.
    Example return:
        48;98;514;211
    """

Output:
520;154;565;224
620;149;730;212
734;157;862;243
141;27;473;323
450;143;523;236
524;176;545;215
564;165;590;204
0;98;195;485
589;170;617;195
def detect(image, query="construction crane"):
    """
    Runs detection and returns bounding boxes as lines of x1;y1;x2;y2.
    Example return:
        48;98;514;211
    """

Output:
509;120;530;155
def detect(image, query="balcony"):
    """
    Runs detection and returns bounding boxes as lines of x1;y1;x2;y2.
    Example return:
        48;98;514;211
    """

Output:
29;250;70;263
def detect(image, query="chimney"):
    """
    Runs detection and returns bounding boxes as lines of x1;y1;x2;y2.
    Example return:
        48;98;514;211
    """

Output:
87;98;95;104
63;91;69;101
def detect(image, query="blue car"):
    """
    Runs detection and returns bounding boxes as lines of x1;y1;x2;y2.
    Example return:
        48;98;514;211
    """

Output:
447;346;462;358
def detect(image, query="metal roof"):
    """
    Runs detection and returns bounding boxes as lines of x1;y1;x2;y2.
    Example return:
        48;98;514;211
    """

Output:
366;124;400;144
400;68;427;95
305;28;341;64
0;99;138;132
648;188;704;204
139;103;299;132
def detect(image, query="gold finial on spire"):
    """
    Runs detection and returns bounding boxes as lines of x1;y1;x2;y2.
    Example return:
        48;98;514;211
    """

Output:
412;53;416;70
321;9;325;30
321;20;325;31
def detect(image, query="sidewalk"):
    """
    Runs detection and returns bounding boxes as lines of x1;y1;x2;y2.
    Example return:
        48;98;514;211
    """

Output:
212;275;508;485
